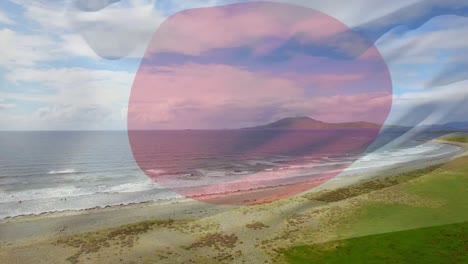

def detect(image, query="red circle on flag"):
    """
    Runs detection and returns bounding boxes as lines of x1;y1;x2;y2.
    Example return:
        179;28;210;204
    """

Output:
128;2;392;205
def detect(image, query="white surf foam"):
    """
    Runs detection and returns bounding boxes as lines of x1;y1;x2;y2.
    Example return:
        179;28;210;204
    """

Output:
47;169;77;175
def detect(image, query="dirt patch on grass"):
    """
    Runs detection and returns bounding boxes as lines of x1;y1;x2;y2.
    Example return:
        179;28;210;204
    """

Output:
185;233;238;250
181;232;241;263
55;219;173;263
286;213;314;227
246;222;269;230
54;218;219;264
367;187;444;208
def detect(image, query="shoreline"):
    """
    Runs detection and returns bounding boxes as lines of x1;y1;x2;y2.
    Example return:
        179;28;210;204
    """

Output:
0;140;465;246
1;139;464;224
1;138;467;264
434;139;468;158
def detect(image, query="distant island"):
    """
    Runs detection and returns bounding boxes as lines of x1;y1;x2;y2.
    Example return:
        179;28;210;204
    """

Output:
243;117;381;130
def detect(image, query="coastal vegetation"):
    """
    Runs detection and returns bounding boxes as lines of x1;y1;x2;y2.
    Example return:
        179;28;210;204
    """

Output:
441;135;468;143
281;156;468;263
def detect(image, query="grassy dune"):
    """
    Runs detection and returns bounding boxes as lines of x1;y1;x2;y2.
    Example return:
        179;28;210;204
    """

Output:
282;155;468;264
441;135;468;143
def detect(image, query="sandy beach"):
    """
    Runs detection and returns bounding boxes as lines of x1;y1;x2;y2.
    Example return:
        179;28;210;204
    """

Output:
1;139;467;263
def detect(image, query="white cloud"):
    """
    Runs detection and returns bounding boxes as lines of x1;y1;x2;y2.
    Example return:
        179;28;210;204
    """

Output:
0;90;53;103
2;0;468;130
386;80;468;126
0;103;118;130
0;98;15;110
5;67;134;104
35;104;112;122
0;23;134;69
374;15;468;93
1;66;135;130
23;3;69;29
0;103;15;109
0;29;60;68
0;9;13;24
377;17;468;65
9;0;165;59
9;0;422;60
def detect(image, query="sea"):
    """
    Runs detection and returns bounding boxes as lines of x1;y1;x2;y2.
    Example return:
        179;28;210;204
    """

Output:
0;130;462;219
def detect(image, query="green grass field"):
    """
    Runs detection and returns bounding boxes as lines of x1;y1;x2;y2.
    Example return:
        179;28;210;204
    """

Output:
284;222;467;264
282;155;468;264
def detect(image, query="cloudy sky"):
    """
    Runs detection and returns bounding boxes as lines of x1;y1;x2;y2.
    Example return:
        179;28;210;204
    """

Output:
0;0;467;130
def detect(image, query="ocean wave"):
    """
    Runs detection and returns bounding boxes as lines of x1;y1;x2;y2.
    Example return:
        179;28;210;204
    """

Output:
47;169;78;175
0;186;93;203
106;181;162;193
145;169;166;175
0;180;163;203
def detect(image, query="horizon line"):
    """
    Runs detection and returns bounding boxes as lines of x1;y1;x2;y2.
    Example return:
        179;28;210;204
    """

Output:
1;125;467;132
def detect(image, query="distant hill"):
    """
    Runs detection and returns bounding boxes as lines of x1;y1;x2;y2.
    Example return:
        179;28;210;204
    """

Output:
441;122;468;131
244;117;380;130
